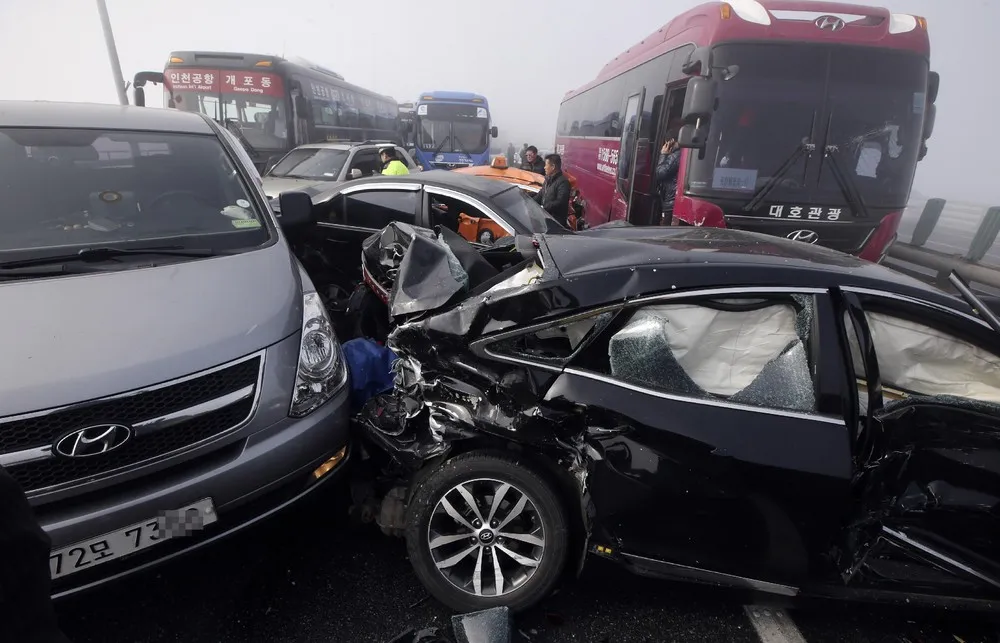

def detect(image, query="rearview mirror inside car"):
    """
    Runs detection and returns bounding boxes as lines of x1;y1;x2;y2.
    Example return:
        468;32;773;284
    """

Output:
277;191;315;229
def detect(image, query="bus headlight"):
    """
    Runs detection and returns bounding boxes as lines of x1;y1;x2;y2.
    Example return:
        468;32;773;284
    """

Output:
290;290;347;418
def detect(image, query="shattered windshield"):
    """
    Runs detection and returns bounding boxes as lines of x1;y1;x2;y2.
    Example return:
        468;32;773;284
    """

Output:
686;43;928;210
0;128;270;261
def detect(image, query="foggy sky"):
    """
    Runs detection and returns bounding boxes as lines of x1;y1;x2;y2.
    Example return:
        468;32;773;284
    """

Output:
0;0;996;204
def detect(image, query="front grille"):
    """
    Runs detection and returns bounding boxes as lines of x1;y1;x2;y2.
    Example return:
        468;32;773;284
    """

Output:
8;399;253;491
431;162;472;170
725;216;876;255
0;357;260;453
0;354;262;493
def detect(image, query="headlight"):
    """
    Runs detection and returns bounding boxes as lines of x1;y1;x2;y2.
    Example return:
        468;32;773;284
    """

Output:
290;289;347;418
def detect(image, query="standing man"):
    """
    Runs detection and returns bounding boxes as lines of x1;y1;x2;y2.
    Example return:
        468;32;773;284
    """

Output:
1;465;72;642
655;135;682;225
379;147;410;176
506;142;516;165
520;145;545;175
534;153;571;227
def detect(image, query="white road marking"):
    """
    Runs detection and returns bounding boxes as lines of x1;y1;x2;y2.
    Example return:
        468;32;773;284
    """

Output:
744;605;808;643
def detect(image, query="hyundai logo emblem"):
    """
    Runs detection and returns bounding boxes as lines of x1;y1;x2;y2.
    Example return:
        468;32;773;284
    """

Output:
787;229;820;244
54;424;132;458
815;15;846;31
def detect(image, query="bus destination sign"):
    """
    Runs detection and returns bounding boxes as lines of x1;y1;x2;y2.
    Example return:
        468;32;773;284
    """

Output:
166;68;284;98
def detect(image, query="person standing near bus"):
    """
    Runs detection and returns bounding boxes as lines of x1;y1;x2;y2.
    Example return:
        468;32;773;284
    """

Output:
0;464;72;642
506;142;516;165
520;146;545;175
534;153;571;227
379;148;410;176
656;136;682;225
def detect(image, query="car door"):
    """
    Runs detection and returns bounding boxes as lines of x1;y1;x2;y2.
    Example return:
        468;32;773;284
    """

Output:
836;288;1000;594
551;287;854;586
424;186;515;247
309;184;421;282
348;149;380;178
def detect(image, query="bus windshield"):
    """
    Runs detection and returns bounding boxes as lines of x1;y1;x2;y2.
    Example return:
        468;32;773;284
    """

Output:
165;69;290;154
417;103;490;155
686;43;928;210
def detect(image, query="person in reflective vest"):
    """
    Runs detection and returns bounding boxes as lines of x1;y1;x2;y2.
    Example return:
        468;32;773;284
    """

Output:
379;148;410;176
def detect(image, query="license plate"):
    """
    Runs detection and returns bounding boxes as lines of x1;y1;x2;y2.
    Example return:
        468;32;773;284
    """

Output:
767;205;846;221
49;498;217;580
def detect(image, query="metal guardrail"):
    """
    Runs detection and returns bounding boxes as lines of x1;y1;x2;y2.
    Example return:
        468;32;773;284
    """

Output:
884;198;1000;294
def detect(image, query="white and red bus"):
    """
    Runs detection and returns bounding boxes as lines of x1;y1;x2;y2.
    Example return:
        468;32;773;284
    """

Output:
134;52;402;172
555;0;938;261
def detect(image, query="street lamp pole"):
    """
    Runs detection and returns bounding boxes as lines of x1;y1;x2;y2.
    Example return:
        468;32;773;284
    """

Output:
95;0;129;105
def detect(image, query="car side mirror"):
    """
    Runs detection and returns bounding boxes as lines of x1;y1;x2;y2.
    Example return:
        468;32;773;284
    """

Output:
490;126;499;138
349;168;363;180
277;191;315;229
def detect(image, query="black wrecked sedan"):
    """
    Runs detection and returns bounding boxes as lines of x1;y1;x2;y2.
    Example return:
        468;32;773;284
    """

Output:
350;223;1000;615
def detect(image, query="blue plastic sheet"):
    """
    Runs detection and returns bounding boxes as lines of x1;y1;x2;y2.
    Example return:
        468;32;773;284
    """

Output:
342;338;398;411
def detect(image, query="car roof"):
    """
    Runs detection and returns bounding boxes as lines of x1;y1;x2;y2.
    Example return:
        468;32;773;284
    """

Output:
542;226;955;302
0;101;215;134
294;141;403;151
335;170;516;198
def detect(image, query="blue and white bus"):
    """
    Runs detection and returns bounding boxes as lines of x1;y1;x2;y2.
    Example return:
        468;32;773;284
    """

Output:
404;91;498;170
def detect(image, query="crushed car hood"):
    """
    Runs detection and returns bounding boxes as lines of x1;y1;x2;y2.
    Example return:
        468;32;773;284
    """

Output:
0;243;302;416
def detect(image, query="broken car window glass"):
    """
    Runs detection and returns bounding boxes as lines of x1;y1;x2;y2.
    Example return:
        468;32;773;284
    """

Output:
607;297;816;413
489;311;615;363
845;310;1000;404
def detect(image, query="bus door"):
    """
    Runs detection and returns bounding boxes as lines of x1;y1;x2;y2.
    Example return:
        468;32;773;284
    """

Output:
639;85;688;225
615;88;645;222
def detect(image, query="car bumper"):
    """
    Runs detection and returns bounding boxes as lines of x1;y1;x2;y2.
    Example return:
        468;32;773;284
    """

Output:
45;385;351;598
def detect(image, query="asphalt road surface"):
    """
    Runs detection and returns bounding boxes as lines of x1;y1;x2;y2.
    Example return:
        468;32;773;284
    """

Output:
56;484;999;643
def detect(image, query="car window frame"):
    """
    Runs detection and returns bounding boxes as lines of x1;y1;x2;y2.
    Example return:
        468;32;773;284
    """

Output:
317;183;422;232
840;286;1000;405
424;186;517;238
565;286;843;424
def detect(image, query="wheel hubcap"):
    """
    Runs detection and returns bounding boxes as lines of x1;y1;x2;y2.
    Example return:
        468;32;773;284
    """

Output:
427;477;545;598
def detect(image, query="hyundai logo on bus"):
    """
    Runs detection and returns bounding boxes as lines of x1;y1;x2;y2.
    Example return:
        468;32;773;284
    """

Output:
815;15;846;31
787;230;820;245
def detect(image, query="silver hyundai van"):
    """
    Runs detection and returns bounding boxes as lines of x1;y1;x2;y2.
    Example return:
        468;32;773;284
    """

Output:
0;101;349;596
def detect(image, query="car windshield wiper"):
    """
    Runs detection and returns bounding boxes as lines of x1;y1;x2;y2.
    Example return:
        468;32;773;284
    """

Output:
0;246;217;270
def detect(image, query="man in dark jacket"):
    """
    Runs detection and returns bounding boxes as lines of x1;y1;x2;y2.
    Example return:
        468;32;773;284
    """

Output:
655;136;682;225
534;153;571;227
0;465;72;642
520;145;545;175
506;142;516;165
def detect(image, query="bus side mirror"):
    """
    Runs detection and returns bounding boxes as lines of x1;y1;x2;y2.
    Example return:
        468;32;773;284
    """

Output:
134;87;146;107
922;103;936;140
490;126;499;138
682;46;712;77
678;124;708;151
681;77;717;123
928;71;940;105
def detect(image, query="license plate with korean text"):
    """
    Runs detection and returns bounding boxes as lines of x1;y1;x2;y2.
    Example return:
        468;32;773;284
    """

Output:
49;498;217;580
767;205;847;221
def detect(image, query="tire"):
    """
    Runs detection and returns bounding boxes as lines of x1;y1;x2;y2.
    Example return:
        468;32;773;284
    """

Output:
404;451;569;613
